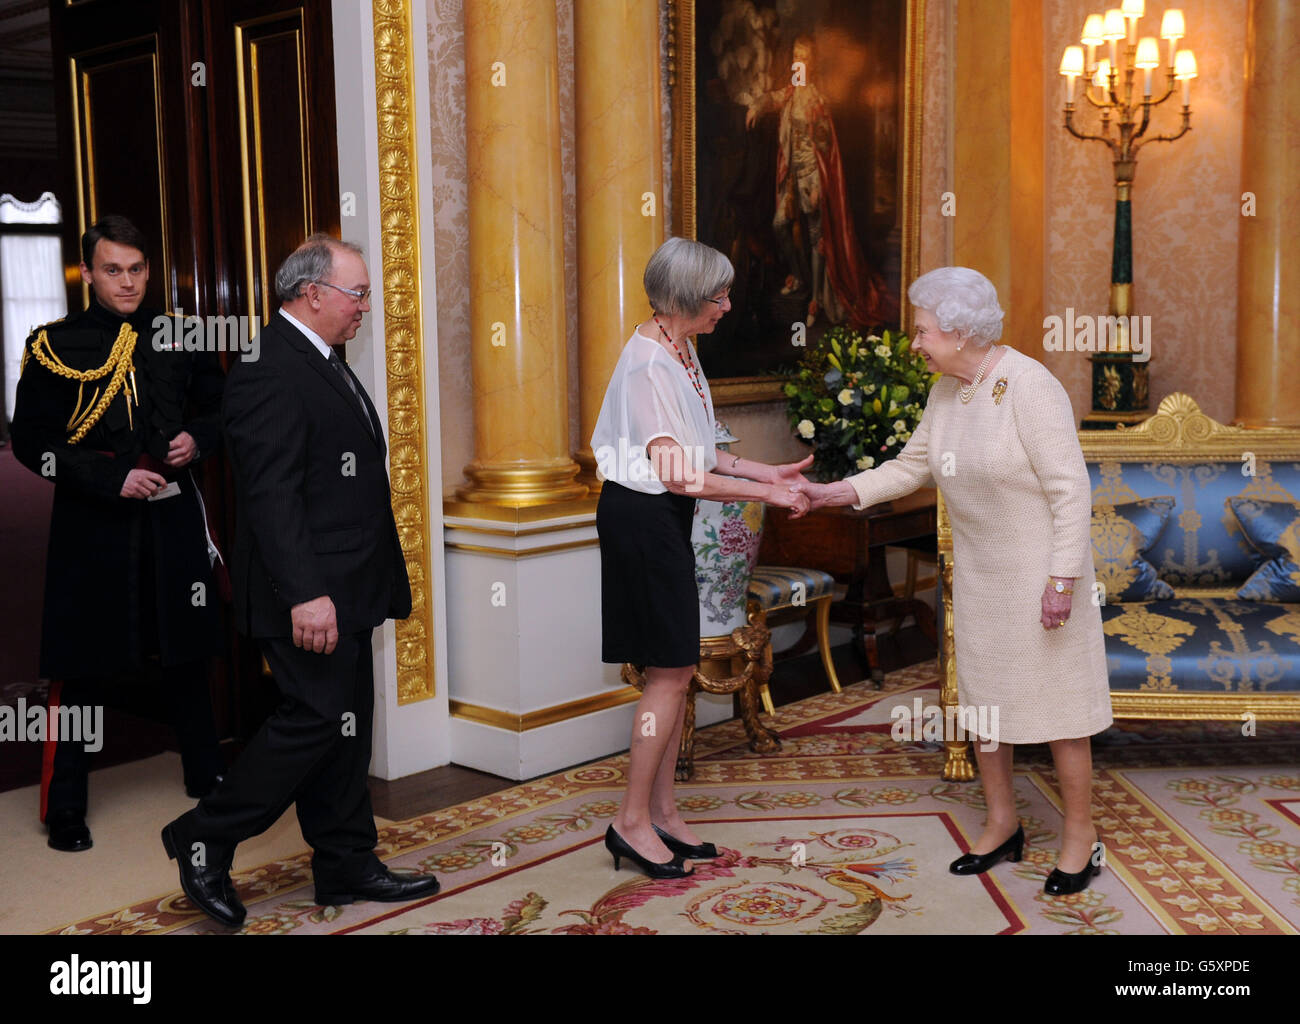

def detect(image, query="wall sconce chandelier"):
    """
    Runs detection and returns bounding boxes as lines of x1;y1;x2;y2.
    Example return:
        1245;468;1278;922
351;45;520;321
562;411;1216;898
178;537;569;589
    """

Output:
1059;2;1197;428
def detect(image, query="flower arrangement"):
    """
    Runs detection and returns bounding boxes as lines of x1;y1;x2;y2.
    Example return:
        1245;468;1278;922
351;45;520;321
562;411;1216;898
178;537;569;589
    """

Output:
783;325;939;482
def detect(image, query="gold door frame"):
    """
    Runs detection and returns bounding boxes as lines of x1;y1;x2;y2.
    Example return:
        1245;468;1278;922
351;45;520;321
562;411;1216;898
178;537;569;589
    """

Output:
372;0;435;704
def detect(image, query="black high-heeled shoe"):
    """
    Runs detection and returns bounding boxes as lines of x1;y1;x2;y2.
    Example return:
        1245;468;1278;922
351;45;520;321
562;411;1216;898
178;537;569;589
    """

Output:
1044;842;1104;895
653;823;718;860
605;825;692;878
949;824;1025;875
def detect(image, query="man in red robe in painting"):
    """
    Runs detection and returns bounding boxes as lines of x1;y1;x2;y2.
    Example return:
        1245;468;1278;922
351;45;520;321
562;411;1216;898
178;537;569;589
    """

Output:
746;35;898;329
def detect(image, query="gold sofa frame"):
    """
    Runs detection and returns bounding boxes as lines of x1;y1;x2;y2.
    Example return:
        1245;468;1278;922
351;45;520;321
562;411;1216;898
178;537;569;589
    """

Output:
938;393;1300;781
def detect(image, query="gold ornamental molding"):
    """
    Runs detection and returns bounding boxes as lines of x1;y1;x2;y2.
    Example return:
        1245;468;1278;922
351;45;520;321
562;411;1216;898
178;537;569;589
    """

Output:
1081;393;1300;460
372;0;434;703
450;688;643;732
1111;693;1300;721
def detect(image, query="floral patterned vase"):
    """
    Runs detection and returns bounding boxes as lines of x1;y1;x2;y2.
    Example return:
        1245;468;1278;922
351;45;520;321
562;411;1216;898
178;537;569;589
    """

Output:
692;422;765;638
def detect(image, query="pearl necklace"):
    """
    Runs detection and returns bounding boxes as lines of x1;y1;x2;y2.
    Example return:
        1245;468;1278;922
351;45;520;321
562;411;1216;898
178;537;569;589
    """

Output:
652;314;709;412
958;345;999;404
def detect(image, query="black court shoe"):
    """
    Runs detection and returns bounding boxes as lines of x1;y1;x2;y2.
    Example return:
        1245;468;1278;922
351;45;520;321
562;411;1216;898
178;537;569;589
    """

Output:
653;823;718;860
605;825;691;879
949;824;1024;875
1044;842;1104;895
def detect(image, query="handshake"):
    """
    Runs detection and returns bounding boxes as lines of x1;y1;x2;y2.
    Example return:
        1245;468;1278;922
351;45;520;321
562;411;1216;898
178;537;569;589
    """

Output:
763;456;856;520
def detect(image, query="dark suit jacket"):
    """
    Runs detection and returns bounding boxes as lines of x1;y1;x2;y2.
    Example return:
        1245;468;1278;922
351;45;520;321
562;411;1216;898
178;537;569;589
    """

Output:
221;311;411;639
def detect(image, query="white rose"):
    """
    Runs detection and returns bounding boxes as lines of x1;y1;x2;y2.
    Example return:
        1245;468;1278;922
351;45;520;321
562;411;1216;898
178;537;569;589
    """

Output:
837;388;855;406
866;334;881;343
886;435;897;446
893;419;906;432
875;345;891;358
865;383;876;395
797;419;815;439
857;455;875;469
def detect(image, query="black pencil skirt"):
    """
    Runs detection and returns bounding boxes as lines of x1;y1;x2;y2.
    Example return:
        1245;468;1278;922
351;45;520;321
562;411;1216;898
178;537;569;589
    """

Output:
596;481;700;668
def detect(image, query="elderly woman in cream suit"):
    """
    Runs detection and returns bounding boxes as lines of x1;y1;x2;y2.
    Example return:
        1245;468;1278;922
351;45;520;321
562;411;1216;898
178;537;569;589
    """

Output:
796;267;1112;895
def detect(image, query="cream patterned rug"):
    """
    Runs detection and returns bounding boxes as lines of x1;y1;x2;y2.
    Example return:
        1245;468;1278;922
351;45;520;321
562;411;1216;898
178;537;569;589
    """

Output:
50;662;1300;935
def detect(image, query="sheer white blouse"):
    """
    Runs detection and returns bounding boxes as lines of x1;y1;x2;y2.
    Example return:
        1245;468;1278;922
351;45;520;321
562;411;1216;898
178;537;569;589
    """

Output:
590;328;718;494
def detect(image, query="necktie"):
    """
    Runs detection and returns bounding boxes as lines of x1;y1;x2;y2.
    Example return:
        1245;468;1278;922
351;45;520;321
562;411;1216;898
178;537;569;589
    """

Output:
327;350;376;440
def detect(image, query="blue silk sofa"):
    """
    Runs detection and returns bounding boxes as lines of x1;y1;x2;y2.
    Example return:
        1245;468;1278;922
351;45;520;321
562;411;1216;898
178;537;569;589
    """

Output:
937;393;1300;780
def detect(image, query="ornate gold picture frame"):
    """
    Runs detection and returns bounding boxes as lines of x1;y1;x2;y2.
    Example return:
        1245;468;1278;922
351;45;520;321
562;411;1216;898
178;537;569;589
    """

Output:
670;0;924;406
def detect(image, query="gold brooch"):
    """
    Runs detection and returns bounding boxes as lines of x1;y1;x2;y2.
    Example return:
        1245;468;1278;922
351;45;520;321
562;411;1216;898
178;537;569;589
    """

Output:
991;378;1008;405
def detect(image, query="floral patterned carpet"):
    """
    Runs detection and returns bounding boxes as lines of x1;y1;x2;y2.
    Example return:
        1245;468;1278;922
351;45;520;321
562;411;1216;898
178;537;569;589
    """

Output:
52;661;1300;935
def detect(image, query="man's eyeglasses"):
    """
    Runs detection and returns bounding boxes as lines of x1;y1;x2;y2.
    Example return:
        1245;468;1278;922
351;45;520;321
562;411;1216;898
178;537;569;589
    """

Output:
314;280;371;302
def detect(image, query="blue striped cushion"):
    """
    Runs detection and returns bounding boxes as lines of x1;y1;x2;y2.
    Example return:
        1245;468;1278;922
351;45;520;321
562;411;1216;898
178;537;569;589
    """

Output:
748;566;836;611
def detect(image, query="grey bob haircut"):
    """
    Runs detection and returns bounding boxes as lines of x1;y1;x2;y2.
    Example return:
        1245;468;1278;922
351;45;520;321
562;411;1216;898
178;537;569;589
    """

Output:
275;233;365;303
643;236;734;317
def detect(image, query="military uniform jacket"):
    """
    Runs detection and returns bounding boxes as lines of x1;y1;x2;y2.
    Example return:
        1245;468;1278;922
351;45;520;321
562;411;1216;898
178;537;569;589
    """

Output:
10;295;225;679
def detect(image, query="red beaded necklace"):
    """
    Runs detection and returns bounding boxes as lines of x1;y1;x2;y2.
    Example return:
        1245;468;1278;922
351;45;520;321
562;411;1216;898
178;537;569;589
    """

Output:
652;314;709;413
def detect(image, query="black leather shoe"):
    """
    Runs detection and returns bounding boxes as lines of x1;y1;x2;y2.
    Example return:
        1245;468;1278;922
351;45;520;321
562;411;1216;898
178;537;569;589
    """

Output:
315;867;441;906
605;825;691;878
161;820;246;927
185;774;224;799
47;810;93;852
949;824;1024;875
653;823;718;860
1044;842;1104;895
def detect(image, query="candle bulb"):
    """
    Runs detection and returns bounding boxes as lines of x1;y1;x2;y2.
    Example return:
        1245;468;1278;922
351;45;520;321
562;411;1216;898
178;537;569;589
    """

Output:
1060;46;1084;105
1122;0;1144;43
1135;36;1160;98
1174;48;1197;106
1082;13;1105;70
1161;8;1185;69
1102;8;1126;70
1093;57;1112;98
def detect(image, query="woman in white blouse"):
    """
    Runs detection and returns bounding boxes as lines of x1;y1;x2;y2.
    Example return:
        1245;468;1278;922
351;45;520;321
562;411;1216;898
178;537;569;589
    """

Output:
592;236;811;878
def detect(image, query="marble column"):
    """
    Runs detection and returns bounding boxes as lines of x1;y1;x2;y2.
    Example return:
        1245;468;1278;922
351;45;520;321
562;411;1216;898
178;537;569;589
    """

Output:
953;0;1044;355
572;0;665;486
458;0;586;504
1236;0;1300;427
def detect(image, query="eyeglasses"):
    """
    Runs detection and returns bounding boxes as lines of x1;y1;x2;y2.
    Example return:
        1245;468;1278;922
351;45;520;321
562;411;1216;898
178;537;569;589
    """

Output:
314;280;371;302
702;291;731;306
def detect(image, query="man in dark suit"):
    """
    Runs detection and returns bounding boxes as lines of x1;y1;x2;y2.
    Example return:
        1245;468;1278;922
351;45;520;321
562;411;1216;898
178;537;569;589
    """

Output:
162;235;438;927
11;215;224;852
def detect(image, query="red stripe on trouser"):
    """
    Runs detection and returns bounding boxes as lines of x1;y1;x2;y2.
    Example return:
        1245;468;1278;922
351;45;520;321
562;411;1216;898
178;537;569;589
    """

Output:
39;680;62;824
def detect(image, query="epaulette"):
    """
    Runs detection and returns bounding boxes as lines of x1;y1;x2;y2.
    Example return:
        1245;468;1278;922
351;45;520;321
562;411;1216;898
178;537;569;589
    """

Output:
26;314;70;342
20;315;70;377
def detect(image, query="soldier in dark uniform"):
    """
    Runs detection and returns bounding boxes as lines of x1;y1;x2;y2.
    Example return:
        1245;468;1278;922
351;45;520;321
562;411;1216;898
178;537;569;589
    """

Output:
10;215;225;852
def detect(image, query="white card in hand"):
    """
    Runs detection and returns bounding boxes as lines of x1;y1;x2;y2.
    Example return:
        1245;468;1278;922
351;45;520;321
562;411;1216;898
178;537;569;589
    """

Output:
147;481;182;501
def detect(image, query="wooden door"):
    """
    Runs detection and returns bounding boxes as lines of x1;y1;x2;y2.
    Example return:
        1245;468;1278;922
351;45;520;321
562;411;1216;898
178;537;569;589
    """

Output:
48;0;341;745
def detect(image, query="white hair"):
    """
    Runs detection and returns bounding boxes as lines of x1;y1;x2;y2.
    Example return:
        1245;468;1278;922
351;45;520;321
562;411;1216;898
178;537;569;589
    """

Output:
907;267;1004;345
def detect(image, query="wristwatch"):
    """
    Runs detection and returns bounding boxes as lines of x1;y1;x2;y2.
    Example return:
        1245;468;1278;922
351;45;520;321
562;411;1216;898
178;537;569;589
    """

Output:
1051;579;1074;595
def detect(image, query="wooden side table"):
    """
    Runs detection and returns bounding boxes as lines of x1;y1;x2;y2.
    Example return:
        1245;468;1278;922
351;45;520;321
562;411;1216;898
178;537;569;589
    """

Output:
757;488;938;683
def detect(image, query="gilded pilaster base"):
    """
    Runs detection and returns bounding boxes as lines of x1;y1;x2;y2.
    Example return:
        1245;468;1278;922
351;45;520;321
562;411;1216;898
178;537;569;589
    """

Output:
573;446;602;492
455;459;588;506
